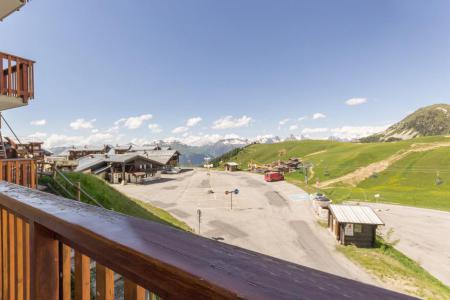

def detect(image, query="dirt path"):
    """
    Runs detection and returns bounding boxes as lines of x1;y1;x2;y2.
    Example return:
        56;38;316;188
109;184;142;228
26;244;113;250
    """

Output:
304;149;327;157
318;142;450;188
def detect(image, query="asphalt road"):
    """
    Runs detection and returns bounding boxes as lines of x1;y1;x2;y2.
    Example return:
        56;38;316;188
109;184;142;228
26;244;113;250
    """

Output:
358;202;450;287
115;169;375;284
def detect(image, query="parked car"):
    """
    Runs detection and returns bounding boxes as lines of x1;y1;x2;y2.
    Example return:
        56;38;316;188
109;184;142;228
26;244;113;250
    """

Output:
264;172;284;182
162;167;182;174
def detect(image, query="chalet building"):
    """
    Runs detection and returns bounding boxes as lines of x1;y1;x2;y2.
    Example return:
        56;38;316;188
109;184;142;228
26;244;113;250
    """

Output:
136;149;180;167
224;162;239;171
5;136;45;160
75;153;163;184
63;145;111;160
328;204;384;248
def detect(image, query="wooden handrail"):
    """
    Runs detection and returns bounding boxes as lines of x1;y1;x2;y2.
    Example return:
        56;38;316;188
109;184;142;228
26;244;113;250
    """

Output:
0;52;35;102
0;182;413;299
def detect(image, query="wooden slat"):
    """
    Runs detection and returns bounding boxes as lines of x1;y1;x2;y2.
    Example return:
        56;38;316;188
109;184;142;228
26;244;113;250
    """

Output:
0;161;3;181
30;162;35;189
21;162;27;187
61;244;71;300
0;207;3;299
0;57;3;94
75;251;90;300
29;222;59;300
6;162;12;183
15;160;20;185
24;223;29;300
124;279;145;300
95;264;114;300
8;212;15;300
16;217;24;300
7;56;11;96
1;209;8;298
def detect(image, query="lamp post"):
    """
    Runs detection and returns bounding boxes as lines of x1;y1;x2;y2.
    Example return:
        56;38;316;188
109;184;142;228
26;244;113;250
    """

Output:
225;189;239;210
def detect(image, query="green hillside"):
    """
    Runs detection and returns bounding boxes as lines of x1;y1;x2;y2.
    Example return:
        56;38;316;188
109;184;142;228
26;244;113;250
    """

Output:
223;136;450;211
325;146;450;211
230;137;446;180
39;172;191;231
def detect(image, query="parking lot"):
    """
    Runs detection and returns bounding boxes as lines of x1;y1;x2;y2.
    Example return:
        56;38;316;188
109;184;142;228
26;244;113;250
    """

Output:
115;169;375;284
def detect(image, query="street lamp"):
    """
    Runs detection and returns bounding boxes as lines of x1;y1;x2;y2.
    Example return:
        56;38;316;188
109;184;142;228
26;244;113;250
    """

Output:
225;188;239;210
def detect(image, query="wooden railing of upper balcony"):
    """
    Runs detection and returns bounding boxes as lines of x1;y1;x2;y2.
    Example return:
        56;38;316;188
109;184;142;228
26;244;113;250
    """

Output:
0;182;414;300
0;159;36;189
0;52;35;103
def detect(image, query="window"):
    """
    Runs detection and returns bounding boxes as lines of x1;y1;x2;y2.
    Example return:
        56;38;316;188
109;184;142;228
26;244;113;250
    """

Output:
354;224;362;233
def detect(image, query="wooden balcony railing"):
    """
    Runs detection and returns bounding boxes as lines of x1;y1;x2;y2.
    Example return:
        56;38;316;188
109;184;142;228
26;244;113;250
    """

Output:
0;52;35;103
0;182;414;300
0;159;36;189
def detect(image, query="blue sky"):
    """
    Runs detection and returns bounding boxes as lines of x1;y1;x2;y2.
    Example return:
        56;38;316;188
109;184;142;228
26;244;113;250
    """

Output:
1;0;450;146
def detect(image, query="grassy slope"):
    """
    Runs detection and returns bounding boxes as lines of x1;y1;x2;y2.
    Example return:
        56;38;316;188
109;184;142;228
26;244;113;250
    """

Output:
39;173;191;231
227;136;450;211
325;146;450;210
338;238;450;299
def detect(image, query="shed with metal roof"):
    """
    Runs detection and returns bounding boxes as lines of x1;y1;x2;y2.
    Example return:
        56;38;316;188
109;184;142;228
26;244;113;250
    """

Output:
328;204;384;247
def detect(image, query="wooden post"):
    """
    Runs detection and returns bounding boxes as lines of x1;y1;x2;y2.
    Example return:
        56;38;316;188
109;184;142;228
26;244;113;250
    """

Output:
76;182;81;201
124;279;145;300
30;222;59;300
96;264;114;300
75;252;90;300
61;244;71;300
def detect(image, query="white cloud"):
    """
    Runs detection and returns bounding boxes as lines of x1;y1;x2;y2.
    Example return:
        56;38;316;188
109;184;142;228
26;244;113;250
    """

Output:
172;126;189;134
30;119;46;126
115;114;153;129
345;98;367;106
289;125;299;131
302;127;329;134
70;118;96;130
186;117;202;127
212;115;252;129
42;132;115;148
278;118;290;126
168;133;242;146
300;125;389;139
330;125;388;139
148;123;162;133
298;116;307;121
312;113;326;120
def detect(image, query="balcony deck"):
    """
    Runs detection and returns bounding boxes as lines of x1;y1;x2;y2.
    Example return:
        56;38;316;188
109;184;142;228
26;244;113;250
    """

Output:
0;181;414;299
0;52;35;110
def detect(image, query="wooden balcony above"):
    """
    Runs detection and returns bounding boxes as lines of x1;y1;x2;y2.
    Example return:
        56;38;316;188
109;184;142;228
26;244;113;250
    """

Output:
0;182;414;300
0;52;35;110
0;0;27;21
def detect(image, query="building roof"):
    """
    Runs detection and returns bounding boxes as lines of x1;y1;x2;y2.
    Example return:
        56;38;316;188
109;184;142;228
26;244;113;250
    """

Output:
329;204;384;225
225;162;239;166
74;153;164;172
135;150;180;165
75;155;107;172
